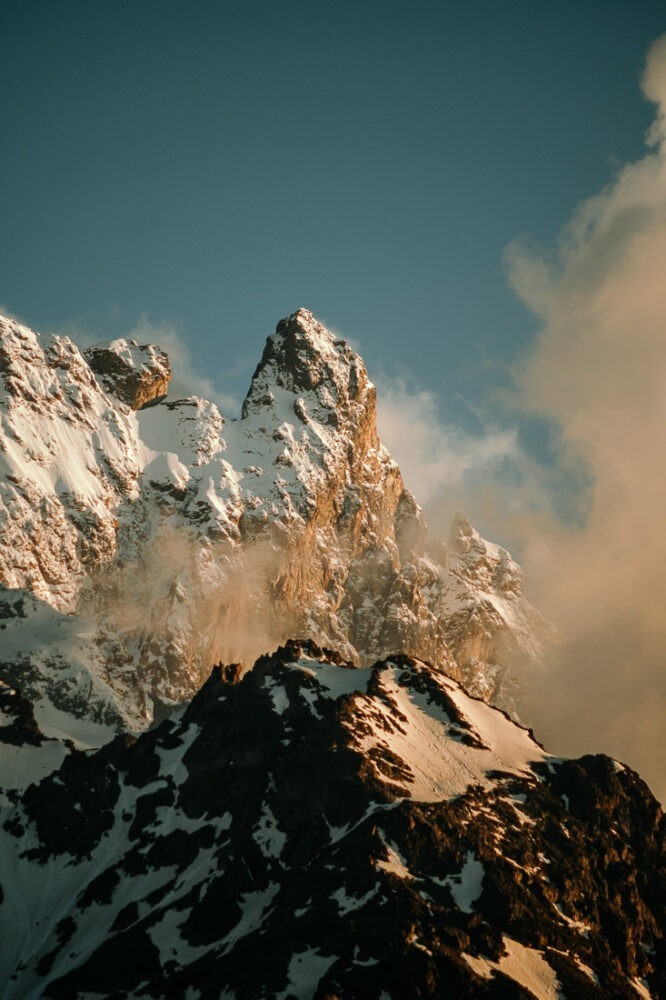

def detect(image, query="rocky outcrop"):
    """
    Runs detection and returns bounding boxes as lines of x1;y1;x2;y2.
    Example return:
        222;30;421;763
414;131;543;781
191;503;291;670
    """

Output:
0;643;662;998
84;339;171;409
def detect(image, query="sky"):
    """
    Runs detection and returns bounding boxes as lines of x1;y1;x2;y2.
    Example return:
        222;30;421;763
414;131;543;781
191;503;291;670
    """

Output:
2;2;666;798
1;1;663;406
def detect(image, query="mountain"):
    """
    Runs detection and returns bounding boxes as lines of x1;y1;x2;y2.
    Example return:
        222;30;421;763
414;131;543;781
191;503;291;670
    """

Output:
0;308;552;736
0;641;662;998
0;309;663;999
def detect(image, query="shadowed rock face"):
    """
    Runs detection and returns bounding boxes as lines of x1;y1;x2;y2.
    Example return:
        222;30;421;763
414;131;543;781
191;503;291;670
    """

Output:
1;642;662;999
84;339;171;409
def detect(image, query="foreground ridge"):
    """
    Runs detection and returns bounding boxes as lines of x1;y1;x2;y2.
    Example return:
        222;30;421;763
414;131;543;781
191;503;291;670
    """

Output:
0;642;662;998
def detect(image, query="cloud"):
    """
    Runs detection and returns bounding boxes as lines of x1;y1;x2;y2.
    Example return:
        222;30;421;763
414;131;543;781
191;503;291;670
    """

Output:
502;34;666;803
376;375;520;540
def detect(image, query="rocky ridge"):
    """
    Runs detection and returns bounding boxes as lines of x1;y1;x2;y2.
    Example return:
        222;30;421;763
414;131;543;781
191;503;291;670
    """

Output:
0;309;553;733
0;641;662;998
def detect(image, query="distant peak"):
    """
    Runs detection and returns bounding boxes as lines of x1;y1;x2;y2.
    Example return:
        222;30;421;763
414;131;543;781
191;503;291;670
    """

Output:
242;309;369;418
274;308;342;354
283;306;318;328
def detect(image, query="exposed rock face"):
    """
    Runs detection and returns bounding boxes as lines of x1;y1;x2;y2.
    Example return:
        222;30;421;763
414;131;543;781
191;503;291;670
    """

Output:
0;643;662;998
84;339;171;410
0;308;553;730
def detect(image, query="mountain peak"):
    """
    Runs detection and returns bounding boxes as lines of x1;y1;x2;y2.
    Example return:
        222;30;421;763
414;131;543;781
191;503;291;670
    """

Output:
275;306;338;348
278;305;323;334
242;309;370;423
0;311;662;999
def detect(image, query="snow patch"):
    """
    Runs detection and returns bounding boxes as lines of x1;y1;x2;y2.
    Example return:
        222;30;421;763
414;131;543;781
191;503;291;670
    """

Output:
352;664;547;802
443;851;484;913
463;937;562;999
277;948;337;1000
290;657;373;698
0;741;68;791
331;885;378;916
376;838;414;880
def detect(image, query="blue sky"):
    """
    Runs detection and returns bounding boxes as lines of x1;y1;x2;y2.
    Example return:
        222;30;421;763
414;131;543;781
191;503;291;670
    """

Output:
1;1;664;536
2;1;666;797
1;1;663;411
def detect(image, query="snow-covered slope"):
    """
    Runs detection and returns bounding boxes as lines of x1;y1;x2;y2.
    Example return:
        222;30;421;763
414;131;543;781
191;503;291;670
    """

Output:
0;319;146;610
0;308;553;732
0;642;661;998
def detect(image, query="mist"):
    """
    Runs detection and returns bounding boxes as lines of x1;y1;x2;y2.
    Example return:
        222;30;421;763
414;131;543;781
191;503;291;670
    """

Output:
85;518;295;707
375;375;521;538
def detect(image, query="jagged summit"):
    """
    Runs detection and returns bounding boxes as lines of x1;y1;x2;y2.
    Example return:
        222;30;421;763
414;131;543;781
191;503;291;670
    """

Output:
244;307;360;409
0;309;553;735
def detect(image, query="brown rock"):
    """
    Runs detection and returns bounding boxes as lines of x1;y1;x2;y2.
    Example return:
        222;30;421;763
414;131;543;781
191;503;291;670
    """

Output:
84;339;171;410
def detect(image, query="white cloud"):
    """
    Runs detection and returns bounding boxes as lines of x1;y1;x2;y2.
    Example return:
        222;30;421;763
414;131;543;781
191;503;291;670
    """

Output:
376;36;666;803
502;33;666;803
376;375;520;539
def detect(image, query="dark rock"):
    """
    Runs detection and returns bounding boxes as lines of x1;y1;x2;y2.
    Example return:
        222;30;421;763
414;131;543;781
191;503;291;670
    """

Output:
84;340;170;410
0;680;44;746
1;645;663;998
